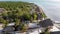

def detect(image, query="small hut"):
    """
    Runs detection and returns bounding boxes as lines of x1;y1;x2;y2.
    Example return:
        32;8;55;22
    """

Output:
39;19;53;32
39;19;53;28
2;26;15;34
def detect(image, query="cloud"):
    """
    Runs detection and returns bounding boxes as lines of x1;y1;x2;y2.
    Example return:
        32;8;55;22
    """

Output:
41;0;60;2
49;0;60;1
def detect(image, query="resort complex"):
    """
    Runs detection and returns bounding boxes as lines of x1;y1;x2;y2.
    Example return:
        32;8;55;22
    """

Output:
0;2;60;34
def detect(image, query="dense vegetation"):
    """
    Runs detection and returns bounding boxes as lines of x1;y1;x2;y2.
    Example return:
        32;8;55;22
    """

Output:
0;2;47;32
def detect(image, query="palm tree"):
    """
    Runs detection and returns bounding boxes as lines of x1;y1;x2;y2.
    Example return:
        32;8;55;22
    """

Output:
3;20;9;28
32;13;37;20
2;11;8;17
15;18;20;27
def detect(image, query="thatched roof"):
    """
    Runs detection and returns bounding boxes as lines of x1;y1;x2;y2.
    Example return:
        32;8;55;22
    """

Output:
39;19;53;27
40;31;60;34
2;26;15;32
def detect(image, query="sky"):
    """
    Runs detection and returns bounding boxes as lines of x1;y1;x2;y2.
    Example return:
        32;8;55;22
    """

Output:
0;0;60;1
0;0;60;21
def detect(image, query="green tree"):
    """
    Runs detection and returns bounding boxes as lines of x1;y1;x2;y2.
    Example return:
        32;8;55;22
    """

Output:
15;18;20;27
33;13;37;20
7;11;12;17
18;24;28;32
0;18;4;23
41;13;47;18
21;24;28;32
23;12;31;20
2;20;9;28
2;11;8;17
44;28;50;34
16;8;24;16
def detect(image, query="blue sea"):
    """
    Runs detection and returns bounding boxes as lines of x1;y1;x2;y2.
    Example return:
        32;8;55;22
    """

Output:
0;0;60;21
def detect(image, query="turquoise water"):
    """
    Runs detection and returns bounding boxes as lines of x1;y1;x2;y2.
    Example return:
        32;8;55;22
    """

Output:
0;0;60;21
